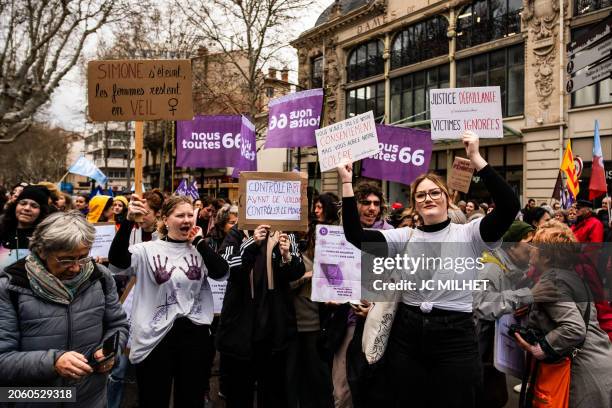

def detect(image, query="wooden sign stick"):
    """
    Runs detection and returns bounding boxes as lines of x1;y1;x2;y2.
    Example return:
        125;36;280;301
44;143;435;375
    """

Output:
134;121;144;222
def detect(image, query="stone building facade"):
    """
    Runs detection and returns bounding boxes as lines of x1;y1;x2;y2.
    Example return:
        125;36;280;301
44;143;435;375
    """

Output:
291;0;611;204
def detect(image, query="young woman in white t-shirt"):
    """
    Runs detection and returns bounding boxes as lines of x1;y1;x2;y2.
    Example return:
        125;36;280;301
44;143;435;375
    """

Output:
337;131;520;408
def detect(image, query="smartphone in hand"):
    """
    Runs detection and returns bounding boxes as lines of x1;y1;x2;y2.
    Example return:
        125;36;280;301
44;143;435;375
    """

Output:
88;332;119;367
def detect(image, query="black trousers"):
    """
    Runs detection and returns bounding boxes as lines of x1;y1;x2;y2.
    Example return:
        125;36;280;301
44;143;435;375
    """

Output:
135;317;211;408
222;342;288;408
286;331;334;408
385;304;483;408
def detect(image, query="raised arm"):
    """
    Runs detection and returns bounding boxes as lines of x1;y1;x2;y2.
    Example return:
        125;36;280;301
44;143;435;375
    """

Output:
108;219;135;270
337;163;387;252
461;131;520;243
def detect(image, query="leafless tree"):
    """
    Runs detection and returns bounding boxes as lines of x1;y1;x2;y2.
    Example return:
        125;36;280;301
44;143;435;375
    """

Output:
0;125;73;184
0;0;137;144
178;0;311;117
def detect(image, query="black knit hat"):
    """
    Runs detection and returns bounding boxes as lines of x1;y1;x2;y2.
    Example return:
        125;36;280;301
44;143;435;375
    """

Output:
576;199;593;209
16;186;50;208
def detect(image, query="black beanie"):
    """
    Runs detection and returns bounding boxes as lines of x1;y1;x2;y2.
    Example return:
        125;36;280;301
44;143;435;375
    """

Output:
16;186;50;208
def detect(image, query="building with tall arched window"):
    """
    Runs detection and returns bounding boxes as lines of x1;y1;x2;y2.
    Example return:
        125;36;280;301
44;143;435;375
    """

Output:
291;0;611;205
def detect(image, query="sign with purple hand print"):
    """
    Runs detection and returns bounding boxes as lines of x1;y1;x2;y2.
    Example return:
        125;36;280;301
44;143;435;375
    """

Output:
312;225;362;303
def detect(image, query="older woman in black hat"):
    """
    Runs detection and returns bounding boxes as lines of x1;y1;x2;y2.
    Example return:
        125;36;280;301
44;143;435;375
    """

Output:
0;186;51;266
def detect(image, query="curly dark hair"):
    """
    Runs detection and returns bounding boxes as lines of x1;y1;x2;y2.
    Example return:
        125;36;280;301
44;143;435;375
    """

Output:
208;204;238;242
354;181;386;218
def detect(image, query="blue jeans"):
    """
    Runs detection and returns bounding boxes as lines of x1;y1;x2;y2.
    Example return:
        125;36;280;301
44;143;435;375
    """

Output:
107;353;130;408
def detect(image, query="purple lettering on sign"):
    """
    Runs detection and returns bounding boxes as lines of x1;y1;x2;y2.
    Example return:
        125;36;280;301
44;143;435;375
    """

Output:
361;125;433;185
265;88;324;148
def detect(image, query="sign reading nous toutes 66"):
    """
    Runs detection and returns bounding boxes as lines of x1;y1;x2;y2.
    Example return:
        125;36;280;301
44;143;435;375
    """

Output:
87;59;194;121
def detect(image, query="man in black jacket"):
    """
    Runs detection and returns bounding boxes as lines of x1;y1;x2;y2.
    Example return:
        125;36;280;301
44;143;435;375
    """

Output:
216;224;305;407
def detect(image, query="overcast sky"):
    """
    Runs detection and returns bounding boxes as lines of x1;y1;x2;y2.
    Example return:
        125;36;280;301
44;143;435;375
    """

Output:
43;0;329;132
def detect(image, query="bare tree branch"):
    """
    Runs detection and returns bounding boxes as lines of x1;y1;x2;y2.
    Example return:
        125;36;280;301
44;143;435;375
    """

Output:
0;0;128;143
177;0;311;117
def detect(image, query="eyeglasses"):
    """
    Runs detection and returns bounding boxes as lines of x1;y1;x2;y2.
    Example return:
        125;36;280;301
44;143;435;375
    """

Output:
55;256;93;267
359;200;381;207
414;189;443;203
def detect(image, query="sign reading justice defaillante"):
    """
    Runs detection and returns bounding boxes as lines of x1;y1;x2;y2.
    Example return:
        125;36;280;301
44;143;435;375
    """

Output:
87;59;194;122
429;86;503;140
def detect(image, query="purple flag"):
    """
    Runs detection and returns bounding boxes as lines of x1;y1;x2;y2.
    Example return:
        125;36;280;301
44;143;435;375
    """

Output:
265;88;324;148
174;179;188;196
176;115;242;168
361;125;433;185
232;116;257;178
186;181;199;200
175;179;199;200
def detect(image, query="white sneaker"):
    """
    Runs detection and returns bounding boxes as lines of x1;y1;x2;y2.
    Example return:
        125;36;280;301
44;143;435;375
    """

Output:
513;383;522;393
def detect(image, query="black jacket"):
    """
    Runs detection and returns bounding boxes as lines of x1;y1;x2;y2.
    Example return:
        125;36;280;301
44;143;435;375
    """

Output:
215;226;305;359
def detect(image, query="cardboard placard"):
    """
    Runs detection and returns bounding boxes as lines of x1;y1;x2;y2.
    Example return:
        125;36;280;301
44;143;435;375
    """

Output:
89;222;117;258
238;172;308;232
315;110;380;172
447;157;474;193
429;86;503;140
87;59;194;121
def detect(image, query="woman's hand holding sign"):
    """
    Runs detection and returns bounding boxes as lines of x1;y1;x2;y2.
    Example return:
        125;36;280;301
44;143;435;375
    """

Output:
462;131;487;171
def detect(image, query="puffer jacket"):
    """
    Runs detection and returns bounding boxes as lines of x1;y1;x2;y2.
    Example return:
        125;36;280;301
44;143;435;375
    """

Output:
0;258;129;407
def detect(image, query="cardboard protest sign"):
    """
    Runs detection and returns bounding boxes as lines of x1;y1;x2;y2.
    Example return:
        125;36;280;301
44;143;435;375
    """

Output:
447;157;475;193
265;88;324;148
362;125;433;185
87;59;193;121
429;86;503;140
315;111;380;172
311;225;362;303
238;172;308;231
176;115;242;168
89;223;117;258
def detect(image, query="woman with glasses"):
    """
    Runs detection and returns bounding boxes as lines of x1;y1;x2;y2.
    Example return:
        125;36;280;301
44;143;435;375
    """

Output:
0;211;129;407
337;131;520;408
0;186;52;268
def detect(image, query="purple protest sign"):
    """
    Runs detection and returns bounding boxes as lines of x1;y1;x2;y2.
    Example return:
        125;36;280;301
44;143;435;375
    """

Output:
265;88;323;148
232;116;257;178
361;125;433;185
176;115;242;168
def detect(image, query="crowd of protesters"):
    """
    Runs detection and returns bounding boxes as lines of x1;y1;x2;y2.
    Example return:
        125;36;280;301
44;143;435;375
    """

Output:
1;133;612;408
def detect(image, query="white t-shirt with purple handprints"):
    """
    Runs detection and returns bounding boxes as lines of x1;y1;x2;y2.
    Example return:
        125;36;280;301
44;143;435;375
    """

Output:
127;239;214;364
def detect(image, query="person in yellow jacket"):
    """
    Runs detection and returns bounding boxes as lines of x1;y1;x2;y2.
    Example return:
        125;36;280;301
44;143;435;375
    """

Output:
87;195;114;223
